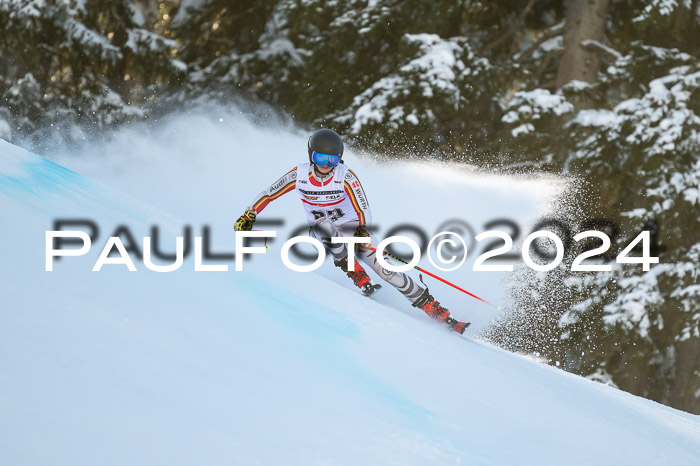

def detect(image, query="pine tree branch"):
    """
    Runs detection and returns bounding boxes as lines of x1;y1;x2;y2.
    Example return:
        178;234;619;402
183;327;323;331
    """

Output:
513;21;565;65
533;50;558;88
479;0;536;55
580;39;623;62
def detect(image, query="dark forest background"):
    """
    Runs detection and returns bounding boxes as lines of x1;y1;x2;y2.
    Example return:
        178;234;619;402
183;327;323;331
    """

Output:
1;0;698;413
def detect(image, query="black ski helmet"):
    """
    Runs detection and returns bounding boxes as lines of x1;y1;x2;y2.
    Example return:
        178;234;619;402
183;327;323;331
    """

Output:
308;128;344;164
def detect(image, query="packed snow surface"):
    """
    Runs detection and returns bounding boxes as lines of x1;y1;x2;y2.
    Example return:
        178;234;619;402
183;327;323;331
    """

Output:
1;110;699;465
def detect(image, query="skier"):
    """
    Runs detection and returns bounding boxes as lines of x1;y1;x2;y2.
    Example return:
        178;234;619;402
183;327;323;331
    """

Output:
234;128;469;334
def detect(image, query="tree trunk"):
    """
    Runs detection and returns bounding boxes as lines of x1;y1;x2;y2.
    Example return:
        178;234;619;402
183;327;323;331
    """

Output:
552;0;609;169
555;0;609;90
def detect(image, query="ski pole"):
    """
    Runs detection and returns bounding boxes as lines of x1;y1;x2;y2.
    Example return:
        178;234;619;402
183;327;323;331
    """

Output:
369;247;502;311
249;229;270;249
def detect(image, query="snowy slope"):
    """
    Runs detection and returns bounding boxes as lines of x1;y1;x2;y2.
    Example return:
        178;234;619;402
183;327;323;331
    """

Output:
1;126;700;465
45;107;567;332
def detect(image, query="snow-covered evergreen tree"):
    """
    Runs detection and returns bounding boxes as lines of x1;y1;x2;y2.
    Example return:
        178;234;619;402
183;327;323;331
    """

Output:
491;0;700;413
170;0;536;156
0;0;184;143
328;33;495;156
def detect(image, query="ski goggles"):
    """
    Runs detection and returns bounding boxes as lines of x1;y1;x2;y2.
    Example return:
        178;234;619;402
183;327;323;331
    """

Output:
311;151;341;167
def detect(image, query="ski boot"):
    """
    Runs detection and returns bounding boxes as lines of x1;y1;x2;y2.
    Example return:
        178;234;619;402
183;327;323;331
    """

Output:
412;289;470;334
335;255;380;296
444;317;470;335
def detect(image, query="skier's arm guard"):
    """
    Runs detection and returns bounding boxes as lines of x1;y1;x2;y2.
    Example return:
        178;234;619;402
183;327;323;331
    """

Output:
246;167;298;214
343;169;372;228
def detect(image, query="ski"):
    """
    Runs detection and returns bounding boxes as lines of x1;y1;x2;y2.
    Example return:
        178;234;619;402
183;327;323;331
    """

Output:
361;283;382;297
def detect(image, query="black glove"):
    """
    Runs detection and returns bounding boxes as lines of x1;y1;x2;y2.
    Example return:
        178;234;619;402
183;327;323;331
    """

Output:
234;210;257;231
354;227;371;252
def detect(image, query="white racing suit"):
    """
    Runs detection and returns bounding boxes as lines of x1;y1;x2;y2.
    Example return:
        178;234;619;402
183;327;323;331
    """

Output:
247;162;426;304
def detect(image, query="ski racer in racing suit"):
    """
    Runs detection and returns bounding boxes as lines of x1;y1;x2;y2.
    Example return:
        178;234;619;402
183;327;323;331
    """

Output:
234;129;468;334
